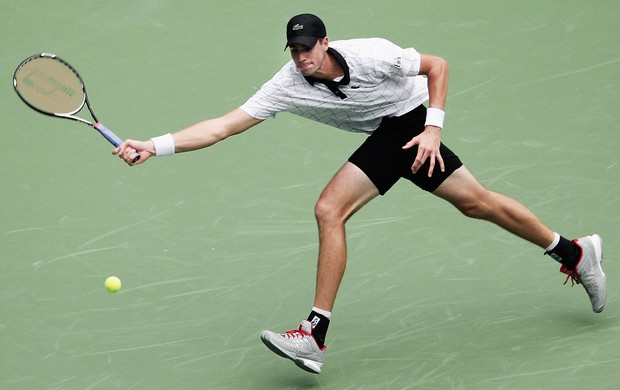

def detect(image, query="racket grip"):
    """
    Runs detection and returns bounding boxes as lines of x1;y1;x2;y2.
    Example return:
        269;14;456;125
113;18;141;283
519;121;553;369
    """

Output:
94;122;140;163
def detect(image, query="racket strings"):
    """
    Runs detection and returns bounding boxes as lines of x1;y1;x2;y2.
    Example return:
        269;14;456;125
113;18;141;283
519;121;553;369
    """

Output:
14;56;86;115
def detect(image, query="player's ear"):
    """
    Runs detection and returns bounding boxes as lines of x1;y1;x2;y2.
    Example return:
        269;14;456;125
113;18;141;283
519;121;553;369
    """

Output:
321;36;329;51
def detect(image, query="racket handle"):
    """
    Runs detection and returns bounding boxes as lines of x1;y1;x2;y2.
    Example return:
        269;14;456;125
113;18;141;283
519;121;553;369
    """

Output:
94;122;140;163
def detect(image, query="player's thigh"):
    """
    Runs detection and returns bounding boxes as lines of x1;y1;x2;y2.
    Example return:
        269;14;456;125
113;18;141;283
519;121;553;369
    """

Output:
431;165;489;210
317;162;380;220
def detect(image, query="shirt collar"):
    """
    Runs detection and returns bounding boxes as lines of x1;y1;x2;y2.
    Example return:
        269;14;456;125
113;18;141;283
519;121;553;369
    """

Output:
303;47;350;87
303;48;350;99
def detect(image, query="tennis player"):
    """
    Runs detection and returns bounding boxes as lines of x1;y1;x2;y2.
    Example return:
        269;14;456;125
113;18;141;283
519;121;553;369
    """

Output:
114;13;607;374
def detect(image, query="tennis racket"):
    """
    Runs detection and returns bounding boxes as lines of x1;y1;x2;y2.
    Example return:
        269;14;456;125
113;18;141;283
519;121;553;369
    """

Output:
13;53;139;162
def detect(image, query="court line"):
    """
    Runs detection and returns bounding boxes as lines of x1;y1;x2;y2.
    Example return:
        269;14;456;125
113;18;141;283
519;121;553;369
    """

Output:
510;57;620;87
74;335;213;357
449;75;500;99
162;285;239;299
172;346;258;368
6;226;55;234
32;247;115;270
479;357;620;384
118;276;206;293
77;210;170;250
449;57;620;98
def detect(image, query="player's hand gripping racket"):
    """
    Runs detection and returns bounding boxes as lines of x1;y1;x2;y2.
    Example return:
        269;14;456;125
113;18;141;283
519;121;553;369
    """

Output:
13;53;139;162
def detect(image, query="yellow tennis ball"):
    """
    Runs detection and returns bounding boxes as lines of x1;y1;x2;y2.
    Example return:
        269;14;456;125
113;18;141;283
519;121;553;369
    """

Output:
105;276;121;293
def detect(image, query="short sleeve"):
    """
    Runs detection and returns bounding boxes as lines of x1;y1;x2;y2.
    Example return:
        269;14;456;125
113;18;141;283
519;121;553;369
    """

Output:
239;71;291;120
397;47;422;77
358;38;422;78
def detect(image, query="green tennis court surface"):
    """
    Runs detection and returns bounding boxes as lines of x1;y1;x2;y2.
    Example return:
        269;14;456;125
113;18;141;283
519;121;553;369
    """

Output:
1;1;619;388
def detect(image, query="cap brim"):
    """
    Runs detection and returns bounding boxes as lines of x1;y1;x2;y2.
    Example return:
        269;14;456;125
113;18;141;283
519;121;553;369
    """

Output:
284;36;320;50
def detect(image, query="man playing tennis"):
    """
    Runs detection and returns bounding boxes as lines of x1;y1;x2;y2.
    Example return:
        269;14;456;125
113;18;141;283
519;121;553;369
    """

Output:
114;14;607;374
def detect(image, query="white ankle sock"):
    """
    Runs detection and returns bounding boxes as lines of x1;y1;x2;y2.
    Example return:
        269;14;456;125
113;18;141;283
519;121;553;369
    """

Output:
312;306;332;319
545;232;561;251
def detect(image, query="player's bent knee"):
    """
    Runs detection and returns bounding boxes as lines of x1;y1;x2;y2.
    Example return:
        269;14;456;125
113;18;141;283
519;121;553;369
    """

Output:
314;196;348;225
314;198;335;223
454;198;490;220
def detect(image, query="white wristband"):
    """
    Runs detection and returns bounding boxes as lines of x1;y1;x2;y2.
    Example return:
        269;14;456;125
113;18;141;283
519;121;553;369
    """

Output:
151;133;175;156
424;107;445;129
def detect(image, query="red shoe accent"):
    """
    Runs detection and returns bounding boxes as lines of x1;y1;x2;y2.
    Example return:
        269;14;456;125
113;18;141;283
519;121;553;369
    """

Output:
559;238;585;286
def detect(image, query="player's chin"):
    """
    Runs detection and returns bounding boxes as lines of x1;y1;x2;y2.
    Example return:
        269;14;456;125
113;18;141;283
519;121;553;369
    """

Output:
297;65;315;76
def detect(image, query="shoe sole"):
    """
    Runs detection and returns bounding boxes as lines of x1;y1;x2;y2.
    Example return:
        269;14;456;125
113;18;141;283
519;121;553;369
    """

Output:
260;332;322;374
583;234;607;313
588;234;606;313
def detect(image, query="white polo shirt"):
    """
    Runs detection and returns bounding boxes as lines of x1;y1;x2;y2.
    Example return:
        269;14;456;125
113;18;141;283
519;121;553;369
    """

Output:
239;38;429;134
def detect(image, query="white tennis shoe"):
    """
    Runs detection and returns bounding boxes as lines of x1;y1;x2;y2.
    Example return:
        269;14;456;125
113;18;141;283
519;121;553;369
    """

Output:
560;234;607;313
260;320;326;374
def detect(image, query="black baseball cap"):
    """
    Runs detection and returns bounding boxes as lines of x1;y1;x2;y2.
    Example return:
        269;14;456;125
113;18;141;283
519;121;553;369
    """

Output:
284;13;327;50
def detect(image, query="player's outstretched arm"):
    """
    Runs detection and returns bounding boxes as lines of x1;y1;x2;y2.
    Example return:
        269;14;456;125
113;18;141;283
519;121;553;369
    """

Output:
113;108;262;166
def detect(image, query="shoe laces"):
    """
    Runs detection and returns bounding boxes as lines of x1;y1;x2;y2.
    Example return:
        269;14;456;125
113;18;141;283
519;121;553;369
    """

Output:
560;266;581;286
282;329;311;340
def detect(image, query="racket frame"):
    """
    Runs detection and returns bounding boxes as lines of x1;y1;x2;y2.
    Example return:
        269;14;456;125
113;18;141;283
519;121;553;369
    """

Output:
13;53;135;156
14;53;95;125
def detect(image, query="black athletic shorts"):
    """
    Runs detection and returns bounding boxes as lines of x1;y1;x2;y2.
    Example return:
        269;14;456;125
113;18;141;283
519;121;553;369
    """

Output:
348;105;463;195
